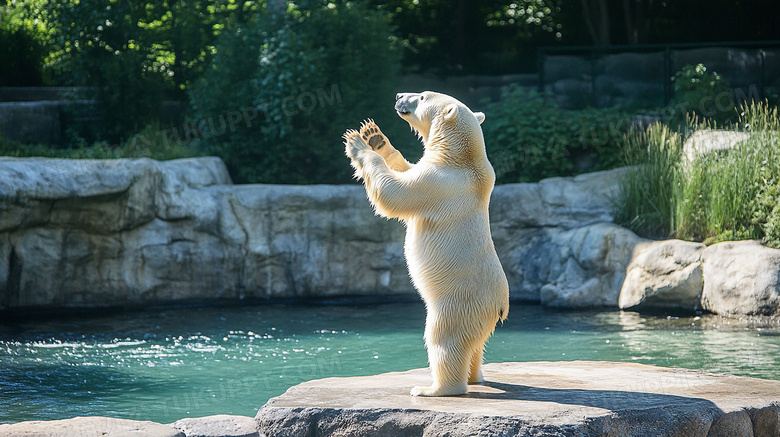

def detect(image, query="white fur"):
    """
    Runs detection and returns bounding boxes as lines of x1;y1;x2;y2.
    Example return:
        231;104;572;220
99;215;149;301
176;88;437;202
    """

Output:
344;91;509;396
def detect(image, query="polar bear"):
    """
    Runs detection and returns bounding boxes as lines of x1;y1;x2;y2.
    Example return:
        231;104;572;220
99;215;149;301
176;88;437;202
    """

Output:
343;91;509;396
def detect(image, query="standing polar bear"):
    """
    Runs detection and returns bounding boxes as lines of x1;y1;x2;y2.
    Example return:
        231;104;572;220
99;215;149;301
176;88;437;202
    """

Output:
343;91;509;396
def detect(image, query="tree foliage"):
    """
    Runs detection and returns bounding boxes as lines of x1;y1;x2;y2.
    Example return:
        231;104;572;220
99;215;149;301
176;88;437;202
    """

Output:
0;0;52;86
368;0;563;74
189;1;402;184
44;0;258;141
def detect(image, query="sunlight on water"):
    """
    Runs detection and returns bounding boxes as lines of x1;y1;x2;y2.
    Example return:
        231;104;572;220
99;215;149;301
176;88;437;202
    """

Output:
1;303;778;424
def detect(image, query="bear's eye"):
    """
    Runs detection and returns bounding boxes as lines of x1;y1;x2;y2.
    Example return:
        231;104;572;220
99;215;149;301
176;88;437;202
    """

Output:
420;95;426;101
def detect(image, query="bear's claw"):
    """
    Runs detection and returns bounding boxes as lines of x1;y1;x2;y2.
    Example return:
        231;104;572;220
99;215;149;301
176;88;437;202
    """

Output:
343;129;369;161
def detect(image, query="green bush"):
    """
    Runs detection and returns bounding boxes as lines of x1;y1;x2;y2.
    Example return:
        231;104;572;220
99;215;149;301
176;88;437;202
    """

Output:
188;2;402;184
669;63;736;128
615;101;780;244
0;122;198;161
482;86;628;183
46;0;229;142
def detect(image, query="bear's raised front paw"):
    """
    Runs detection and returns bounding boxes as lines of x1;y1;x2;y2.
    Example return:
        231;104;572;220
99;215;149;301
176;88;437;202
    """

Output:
343;129;369;161
410;385;467;397
359;119;389;151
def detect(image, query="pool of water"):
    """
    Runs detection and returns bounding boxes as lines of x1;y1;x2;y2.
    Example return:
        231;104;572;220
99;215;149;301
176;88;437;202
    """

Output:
1;302;779;424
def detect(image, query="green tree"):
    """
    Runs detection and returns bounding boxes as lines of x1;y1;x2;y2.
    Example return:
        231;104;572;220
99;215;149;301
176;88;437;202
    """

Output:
45;0;253;141
0;0;52;86
188;1;402;184
367;0;563;74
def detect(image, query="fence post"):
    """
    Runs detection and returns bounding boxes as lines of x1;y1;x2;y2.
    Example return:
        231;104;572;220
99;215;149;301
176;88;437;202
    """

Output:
538;48;546;93
759;48;766;101
590;49;597;107
663;47;672;107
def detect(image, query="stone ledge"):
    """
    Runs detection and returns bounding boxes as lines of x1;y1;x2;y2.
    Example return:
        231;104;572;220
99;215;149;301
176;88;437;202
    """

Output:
0;416;184;437
256;361;780;437
0;415;259;437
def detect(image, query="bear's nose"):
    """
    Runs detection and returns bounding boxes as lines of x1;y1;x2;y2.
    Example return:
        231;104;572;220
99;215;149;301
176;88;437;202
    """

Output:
396;93;402;101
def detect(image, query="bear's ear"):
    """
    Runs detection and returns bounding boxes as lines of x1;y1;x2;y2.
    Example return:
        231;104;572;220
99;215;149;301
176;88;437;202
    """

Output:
443;104;459;122
474;112;485;125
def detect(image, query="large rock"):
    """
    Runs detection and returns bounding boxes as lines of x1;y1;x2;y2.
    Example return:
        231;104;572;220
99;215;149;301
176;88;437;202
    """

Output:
255;361;780;437
701;240;780;317
540;224;644;308
490;167;627;231
215;184;408;299
682;129;752;164
619;239;706;312
173;415;259;437
491;168;634;305
0;416;184;437
498;223;643;306
0;414;261;437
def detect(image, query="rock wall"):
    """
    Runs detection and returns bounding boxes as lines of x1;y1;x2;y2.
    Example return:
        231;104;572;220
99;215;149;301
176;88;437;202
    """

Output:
1;156;778;318
0;157;632;312
0;157;413;310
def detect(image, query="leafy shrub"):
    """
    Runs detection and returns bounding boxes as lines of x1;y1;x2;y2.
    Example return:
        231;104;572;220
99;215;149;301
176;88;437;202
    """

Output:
0;122;198;161
754;181;780;249
482;86;628;183
46;0;228;142
188;2;402;184
669;63;735;127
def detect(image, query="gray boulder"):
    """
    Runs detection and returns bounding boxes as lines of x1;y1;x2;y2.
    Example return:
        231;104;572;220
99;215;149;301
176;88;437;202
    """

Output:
491;168;633;306
682;129;751;164
619;239;706;312
174;415;258;437
0;416;183;437
490;167;626;231
539;223;644;308
701;240;780;317
255;361;780;437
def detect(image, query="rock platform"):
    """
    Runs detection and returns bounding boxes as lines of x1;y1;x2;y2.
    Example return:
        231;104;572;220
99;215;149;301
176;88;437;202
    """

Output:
256;361;780;436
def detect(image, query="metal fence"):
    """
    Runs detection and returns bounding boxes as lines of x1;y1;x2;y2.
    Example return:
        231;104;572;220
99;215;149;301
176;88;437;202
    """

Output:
538;41;780;110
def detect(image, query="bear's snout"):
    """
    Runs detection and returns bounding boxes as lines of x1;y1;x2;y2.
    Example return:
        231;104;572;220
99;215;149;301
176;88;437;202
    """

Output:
395;92;420;115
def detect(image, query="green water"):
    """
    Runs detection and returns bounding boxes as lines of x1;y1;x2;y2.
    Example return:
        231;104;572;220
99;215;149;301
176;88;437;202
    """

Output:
1;303;779;424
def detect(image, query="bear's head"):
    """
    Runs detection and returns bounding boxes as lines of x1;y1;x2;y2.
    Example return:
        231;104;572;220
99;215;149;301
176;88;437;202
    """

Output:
395;91;487;166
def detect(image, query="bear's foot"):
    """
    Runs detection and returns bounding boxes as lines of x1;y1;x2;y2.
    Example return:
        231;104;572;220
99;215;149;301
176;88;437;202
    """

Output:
468;372;484;385
359;119;389;151
410;384;467;397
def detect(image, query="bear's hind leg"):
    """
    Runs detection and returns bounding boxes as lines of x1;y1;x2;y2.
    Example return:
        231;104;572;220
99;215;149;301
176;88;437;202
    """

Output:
411;342;470;397
467;345;485;385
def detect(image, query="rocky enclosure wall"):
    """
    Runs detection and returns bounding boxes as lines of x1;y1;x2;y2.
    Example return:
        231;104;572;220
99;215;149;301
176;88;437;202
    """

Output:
1;157;778;317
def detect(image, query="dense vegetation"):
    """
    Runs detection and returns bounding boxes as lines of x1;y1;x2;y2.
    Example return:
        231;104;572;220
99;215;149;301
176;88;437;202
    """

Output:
483;87;628;183
614;103;780;247
187;2;404;183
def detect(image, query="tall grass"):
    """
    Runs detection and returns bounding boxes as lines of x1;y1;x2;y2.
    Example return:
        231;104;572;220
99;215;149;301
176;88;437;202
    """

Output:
615;102;780;245
614;123;683;238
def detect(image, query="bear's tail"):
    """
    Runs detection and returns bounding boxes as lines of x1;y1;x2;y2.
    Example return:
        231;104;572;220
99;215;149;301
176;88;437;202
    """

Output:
498;306;508;324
